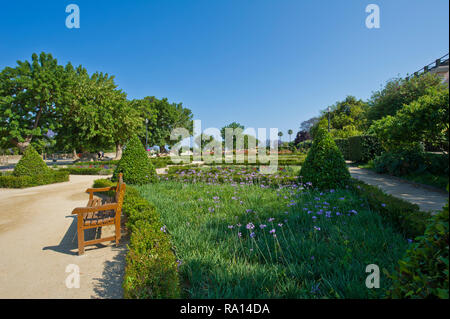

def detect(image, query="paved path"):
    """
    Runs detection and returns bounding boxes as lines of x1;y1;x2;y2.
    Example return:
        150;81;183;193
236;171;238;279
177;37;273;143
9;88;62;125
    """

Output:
348;166;448;213
0;175;127;299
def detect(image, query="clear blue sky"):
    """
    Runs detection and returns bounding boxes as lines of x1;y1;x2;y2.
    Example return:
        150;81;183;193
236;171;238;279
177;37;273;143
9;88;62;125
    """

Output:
0;0;448;139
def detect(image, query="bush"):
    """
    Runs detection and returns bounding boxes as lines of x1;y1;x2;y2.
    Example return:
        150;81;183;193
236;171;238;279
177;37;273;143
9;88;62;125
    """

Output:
93;178;180;298
13;145;49;176
299;128;351;190
351;179;430;239
347;135;383;163
387;196;449;298
334;138;350;160
112;135;157;185
59;167;113;175
373;146;449;177
0;170;69;188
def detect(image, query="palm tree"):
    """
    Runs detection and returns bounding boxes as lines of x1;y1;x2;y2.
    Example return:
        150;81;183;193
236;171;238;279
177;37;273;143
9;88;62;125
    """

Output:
288;129;293;142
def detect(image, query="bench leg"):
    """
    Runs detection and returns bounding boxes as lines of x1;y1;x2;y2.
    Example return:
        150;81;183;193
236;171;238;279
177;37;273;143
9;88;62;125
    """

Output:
115;220;121;246
77;218;85;255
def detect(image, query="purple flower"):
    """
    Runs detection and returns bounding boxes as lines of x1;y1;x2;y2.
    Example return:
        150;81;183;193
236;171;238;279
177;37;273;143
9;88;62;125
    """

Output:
407;238;413;244
160;225;167;233
228;225;234;229
314;226;321;231
268;217;275;222
269;229;276;234
381;203;386;207
312;216;317;220
259;224;267;229
238;232;242;237
250;232;256;238
246;223;255;230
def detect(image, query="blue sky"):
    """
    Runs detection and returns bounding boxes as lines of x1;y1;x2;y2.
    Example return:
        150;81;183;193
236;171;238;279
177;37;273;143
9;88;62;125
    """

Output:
0;0;448;140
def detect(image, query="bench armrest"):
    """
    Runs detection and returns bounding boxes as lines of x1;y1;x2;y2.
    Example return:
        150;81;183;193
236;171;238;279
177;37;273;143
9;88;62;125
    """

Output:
72;203;118;215
85;186;115;194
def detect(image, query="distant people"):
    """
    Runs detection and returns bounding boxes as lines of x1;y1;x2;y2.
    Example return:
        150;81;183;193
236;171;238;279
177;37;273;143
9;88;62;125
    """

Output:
97;151;102;160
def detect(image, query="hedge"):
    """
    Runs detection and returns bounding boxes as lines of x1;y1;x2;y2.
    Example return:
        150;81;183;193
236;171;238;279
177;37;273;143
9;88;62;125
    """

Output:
387;195;449;299
334;138;350;160
93;179;180;298
59;167;113;175
347;135;384;163
351;179;431;239
0;170;69;188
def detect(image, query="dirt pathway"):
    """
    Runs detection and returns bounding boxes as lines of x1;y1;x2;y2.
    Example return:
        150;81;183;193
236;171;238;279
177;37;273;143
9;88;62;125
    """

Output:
0;175;127;299
348;166;448;213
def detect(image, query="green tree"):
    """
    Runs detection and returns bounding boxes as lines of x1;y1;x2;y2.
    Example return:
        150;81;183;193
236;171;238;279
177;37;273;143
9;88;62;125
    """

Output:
366;73;443;123
13;144;49;176
369;87;449;152
287;129;293;142
0;52;70;152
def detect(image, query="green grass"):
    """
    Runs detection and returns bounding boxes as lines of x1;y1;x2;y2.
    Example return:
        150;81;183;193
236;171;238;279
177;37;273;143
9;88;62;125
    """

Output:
138;181;409;298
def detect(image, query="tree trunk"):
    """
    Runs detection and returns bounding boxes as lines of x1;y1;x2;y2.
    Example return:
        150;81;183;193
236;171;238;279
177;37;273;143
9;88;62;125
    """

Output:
12;137;32;154
72;149;79;160
159;145;168;154
114;143;123;160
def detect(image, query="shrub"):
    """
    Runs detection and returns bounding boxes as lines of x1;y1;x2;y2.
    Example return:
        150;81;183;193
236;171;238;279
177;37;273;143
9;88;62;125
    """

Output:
59;167;113;175
0;170;69;188
334;138;350;160
299;128;351;190
347;135;383;163
13;145;50;176
373;147;429;176
351;179;430;239
93;178;180;298
112;135;157;185
387;196;449;298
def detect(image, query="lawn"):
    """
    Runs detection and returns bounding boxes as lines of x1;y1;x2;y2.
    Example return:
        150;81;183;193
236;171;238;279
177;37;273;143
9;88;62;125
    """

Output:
138;179;409;298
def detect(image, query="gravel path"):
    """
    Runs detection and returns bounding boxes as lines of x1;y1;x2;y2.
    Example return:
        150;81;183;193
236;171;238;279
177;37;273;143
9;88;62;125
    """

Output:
349;166;448;213
0;175;127;299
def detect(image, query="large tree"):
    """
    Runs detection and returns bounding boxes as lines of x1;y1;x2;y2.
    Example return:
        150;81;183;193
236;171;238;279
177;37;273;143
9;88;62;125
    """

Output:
0;52;71;152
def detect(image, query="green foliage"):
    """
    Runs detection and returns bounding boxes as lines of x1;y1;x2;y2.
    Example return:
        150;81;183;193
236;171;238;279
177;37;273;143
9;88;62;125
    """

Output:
369;87;449;152
300;129;351;190
0;53;69;151
373;147;449;177
0;170;69;188
347;135;384;163
112;135;157;185
366;73;444;123
93;178;180;298
13;145;50;176
387;196;449;299
59;167;113;175
351;179;430;239
334;138;350;160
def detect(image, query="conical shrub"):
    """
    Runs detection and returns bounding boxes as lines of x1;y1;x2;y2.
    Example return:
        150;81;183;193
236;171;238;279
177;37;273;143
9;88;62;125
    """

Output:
112;135;157;185
299;128;351;190
13;145;50;177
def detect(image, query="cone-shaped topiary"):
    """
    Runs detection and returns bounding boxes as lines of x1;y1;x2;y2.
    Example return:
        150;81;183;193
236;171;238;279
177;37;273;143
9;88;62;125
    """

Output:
13;145;50;177
112;135;157;185
299;128;351;190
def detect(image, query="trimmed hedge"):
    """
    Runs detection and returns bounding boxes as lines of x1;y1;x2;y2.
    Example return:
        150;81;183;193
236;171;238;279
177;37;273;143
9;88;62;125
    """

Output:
334;138;350;160
112;135;157;185
387;196;449;299
13;145;50;176
0;170;69;188
300;129;351;190
347;135;383;163
59;167;113;175
351;179;430;239
93;179;180;298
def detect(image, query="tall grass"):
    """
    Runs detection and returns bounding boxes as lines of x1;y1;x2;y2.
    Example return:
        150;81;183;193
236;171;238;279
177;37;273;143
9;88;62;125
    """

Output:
138;181;409;298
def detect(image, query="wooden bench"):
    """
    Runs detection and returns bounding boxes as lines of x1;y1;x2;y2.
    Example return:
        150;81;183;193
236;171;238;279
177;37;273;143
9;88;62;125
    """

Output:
71;173;126;255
